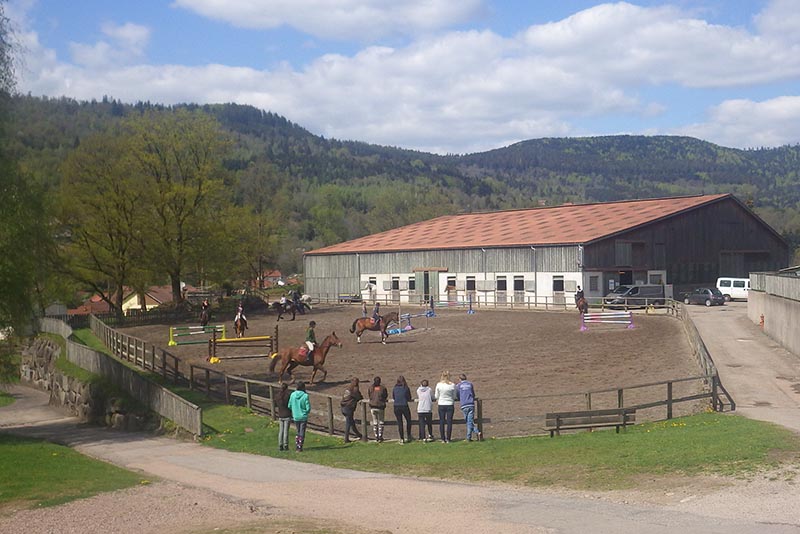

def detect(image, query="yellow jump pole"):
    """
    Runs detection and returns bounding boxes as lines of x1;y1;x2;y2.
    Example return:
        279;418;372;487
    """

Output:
168;327;177;346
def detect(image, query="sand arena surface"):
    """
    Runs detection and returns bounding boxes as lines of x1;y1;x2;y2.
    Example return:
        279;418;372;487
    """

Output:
122;304;705;437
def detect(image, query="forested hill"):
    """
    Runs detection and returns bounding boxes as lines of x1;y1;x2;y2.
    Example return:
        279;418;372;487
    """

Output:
12;95;800;263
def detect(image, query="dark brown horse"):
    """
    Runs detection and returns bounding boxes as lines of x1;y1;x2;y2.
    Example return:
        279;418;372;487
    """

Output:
349;311;399;344
268;332;342;384
234;316;247;337
576;297;589;314
270;301;310;321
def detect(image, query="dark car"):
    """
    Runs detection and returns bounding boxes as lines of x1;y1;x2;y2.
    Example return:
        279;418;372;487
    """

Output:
683;288;725;307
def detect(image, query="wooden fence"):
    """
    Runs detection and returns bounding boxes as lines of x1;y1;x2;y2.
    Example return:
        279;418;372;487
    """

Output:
39;317;202;437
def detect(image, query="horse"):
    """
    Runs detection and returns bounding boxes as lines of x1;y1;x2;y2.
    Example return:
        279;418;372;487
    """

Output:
200;309;210;327
270;300;307;321
349;311;399;344
268;332;342;384
234;316;247;337
576;296;589;314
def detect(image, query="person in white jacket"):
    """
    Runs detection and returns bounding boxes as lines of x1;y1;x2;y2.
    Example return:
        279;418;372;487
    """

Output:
434;371;456;443
416;379;434;442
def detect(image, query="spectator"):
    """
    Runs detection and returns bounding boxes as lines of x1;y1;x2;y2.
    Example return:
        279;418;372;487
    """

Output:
361;300;368;318
288;381;310;452
416;379;434;442
341;377;364;443
434;371;456;443
392;376;413;443
368;376;388;443
275;383;292;451
455;373;481;442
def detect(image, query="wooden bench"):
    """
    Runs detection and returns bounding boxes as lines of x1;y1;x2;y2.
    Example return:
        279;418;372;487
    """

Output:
545;408;636;437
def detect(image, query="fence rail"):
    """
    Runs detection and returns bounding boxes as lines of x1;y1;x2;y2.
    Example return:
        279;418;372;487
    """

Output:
39;317;202;437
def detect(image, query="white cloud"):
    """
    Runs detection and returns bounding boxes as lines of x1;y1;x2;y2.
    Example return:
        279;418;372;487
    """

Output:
171;0;484;41
9;1;800;153
677;96;800;149
69;22;150;68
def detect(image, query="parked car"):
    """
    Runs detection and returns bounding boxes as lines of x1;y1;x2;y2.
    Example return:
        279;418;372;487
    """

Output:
604;284;666;308
683;288;725;307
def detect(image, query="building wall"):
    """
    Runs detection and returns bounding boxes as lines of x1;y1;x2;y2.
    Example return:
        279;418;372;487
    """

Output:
584;197;789;286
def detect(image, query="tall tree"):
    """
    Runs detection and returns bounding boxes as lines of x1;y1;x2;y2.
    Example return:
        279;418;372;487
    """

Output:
58;132;146;318
128;109;230;302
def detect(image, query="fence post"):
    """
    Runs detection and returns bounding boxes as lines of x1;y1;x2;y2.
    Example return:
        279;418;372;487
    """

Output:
617;388;624;408
269;385;276;420
327;396;334;435
204;368;211;398
712;375;719;411
189;365;195;391
360;401;369;441
245;380;251;409
160;350;167;379
666;382;673;419
585;392;592;410
274;324;279;353
476;398;483;435
224;375;230;404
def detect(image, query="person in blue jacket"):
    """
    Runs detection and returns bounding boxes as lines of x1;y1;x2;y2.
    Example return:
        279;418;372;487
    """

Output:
288;381;311;451
455;373;481;441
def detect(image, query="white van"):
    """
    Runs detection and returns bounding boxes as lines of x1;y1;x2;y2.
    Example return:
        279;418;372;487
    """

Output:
716;277;750;301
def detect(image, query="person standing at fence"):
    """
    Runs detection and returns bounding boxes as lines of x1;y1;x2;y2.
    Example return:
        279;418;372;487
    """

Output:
455;373;481;442
276;382;292;451
392;375;413;443
289;381;310;452
368;376;388;443
434;371;456;443
416;379;434;442
341;377;363;443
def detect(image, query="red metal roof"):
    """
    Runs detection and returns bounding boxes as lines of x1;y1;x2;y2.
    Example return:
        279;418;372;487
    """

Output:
307;194;731;255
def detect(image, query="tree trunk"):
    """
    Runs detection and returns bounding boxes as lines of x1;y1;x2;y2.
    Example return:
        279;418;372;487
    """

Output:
171;275;183;304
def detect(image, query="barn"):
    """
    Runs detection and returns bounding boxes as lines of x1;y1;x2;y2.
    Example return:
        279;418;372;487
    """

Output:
304;194;789;305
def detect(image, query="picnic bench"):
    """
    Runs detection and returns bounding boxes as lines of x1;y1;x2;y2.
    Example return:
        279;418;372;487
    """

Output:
545;407;636;437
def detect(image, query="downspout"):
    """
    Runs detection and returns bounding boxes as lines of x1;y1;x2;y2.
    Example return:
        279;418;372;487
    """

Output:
531;246;537;307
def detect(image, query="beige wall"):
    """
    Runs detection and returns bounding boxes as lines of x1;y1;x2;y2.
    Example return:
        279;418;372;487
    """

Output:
748;291;800;357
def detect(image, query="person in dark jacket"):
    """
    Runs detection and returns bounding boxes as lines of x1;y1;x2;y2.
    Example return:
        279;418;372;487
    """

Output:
455;373;481;441
392;375;414;443
340;377;364;443
276;382;292;451
368;376;388;442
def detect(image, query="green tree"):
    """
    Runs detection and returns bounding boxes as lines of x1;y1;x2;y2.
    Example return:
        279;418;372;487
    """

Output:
127;109;230;302
58;132;147;319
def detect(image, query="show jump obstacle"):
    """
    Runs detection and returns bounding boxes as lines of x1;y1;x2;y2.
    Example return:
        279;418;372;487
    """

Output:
207;325;279;362
168;324;226;346
579;311;634;332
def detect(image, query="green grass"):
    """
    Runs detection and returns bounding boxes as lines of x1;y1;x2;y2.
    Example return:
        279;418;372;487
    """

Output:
195;398;800;490
0;390;13;408
0;434;146;508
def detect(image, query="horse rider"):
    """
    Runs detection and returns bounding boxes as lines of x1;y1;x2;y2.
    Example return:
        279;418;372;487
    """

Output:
575;285;585;308
372;301;381;325
292;289;304;315
279;293;287;309
200;298;210;324
305;320;317;364
235;302;248;330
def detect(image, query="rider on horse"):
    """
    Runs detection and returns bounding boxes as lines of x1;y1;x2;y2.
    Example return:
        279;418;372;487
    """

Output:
292;289;304;315
575;286;585;306
235;302;248;330
372;302;381;325
305;320;317;364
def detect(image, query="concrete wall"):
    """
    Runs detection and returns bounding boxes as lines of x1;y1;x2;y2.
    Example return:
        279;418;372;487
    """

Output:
748;291;800;357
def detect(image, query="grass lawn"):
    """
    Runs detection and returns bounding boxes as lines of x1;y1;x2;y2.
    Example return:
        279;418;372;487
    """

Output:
0;390;13;408
190;389;800;490
0;434;145;508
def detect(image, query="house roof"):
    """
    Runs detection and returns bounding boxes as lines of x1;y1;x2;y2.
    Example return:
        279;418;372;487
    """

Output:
307;194;733;255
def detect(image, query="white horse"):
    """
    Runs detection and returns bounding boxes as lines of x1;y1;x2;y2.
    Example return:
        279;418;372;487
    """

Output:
300;294;314;310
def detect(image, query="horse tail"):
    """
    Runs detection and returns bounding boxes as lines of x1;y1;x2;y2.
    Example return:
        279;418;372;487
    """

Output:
269;352;280;373
350;319;359;333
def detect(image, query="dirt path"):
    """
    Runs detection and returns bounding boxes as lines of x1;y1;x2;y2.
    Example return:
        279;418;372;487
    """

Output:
2;385;800;534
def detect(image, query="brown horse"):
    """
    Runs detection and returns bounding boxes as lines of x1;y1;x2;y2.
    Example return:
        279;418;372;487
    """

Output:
349;311;399;344
576;297;589;314
268;332;342;384
234;316;247;337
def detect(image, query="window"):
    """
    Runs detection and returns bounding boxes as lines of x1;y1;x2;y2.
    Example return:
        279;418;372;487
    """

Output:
466;276;475;290
496;276;507;291
391;276;400;290
733;280;745;288
447;276;456;288
552;276;564;292
589;276;599;292
649;273;663;285
513;276;524;291
408;277;416;291
368;277;376;286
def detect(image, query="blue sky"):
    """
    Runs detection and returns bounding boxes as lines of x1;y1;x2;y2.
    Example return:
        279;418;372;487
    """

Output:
9;0;800;154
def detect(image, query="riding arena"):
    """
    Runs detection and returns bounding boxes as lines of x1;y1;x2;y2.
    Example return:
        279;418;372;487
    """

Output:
120;301;707;438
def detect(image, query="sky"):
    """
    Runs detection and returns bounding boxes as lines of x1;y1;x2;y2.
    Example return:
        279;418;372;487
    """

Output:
7;0;800;154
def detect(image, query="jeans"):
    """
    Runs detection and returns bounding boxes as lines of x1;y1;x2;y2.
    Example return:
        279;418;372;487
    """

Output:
278;416;291;449
438;405;454;442
294;420;307;450
418;412;433;440
461;405;479;440
393;405;412;441
342;406;361;439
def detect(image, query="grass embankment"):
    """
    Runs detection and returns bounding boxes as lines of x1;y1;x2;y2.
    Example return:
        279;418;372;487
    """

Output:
0;434;145;508
69;328;800;491
0;390;13;408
